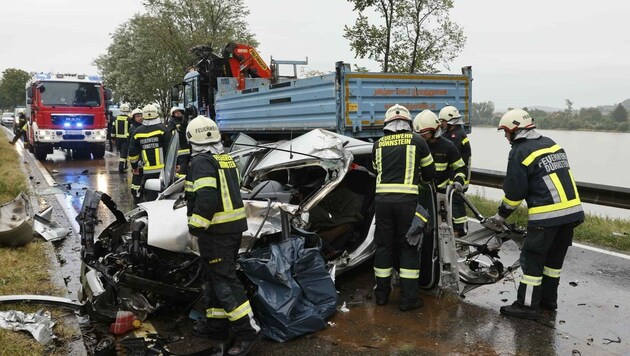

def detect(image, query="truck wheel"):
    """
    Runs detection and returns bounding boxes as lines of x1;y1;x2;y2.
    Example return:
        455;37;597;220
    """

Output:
33;144;48;161
92;144;106;159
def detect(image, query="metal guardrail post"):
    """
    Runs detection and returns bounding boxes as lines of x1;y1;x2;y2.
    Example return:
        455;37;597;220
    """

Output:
471;168;630;210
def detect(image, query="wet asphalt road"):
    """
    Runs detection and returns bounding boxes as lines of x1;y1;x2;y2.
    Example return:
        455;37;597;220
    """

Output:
38;148;630;355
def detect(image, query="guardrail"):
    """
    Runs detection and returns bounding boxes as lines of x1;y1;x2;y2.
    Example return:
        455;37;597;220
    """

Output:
471;168;630;210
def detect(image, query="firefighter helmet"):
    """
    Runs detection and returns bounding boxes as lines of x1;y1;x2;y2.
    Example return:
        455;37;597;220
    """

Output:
120;103;131;113
170;106;183;117
186;115;221;145
413;110;441;135
142;104;159;119
498;109;536;133
131;108;143;117
438;105;463;124
384;104;412;123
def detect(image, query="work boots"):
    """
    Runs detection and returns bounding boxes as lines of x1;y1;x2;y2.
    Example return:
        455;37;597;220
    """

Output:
540;275;560;311
500;301;539;320
399;296;424;312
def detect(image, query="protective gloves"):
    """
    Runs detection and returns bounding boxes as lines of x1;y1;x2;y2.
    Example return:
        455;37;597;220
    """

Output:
483;213;505;232
406;204;430;250
451;181;464;192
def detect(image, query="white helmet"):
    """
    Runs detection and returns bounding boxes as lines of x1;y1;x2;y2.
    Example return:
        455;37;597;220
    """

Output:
438;105;463;125
413;110;442;137
120;103;131;113
131;108;143;117
498;109;536;133
170;106;183;116
142;104;159;120
186;115;221;145
384;104;412;124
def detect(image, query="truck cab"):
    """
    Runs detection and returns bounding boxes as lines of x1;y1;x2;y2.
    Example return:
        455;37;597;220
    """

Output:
25;73;112;160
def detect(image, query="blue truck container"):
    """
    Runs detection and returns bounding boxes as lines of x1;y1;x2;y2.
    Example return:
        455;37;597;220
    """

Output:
184;62;472;140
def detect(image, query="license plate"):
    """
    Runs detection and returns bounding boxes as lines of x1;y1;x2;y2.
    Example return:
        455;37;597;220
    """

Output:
67;130;82;134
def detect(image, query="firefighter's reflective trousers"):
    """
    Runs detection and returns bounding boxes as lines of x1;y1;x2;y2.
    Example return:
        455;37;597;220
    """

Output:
517;222;574;308
374;199;420;306
196;231;261;341
116;138;129;172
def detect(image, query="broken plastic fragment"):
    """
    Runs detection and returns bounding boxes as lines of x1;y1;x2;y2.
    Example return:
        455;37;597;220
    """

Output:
339;302;349;313
0;309;55;344
33;206;69;242
569;280;579;287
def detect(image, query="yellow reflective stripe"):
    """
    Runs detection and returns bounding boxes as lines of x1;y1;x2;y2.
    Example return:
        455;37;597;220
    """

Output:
193;177;217;191
128;154;139;163
375;183;419;195
375;148;382;185
218;170;233;211
206;308;228;319
176;173;186;179
374;267;392;278
188;213;211;228
502;196;523;208
435;162;448;171
453;172;466;181
462;137;469;145
185;181;193;192
155;148;161;167
451;158;465;170
116;116;129;137
549;173;567;202
209;207;246;225
528;198;581;215
420;153;434;167
522;144;562;166
227;301;252;321
130;184;141;189
404;145;415;185
437;179;449;188
134;130;163;139
415;211;428;222
543;266;561;278
453;216;468;224
399;268;420;279
520;274;542;286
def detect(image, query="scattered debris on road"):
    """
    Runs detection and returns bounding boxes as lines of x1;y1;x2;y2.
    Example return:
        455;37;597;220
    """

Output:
603;336;621;345
569;280;579;287
0;309;55;344
33;206;69;242
339;302;350;313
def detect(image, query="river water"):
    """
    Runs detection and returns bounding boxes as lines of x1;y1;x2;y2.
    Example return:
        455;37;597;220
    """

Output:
468;127;629;219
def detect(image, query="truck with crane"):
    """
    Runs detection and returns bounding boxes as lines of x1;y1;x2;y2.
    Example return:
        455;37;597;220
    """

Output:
174;42;473;141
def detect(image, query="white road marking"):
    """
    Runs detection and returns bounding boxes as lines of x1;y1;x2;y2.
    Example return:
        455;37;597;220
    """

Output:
573;242;630;260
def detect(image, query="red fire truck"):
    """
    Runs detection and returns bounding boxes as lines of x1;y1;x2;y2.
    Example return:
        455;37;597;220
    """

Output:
25;73;112;160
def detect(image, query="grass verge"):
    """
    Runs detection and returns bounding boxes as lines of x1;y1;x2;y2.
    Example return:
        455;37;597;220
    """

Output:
0;129;76;355
467;194;630;253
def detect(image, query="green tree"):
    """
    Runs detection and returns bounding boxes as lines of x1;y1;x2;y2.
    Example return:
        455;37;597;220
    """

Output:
343;0;465;73
472;101;494;125
95;0;257;114
0;68;30;110
611;103;628;123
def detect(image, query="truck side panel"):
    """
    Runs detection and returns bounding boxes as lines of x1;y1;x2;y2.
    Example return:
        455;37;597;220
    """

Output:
342;72;471;138
215;66;472;139
216;74;338;136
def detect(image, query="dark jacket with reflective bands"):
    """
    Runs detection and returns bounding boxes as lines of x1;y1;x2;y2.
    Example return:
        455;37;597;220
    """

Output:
498;136;584;228
372;131;435;203
114;115;131;138
427;136;466;192
128;122;171;175
186;152;247;235
445;125;472;185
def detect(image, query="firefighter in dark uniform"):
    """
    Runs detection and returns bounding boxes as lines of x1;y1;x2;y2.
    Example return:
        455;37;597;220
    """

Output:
485;109;584;320
128;104;171;202
438;105;472;236
413;110;467;194
167;106;191;179
128;108;144;203
9;113;29;146
372;104;435;311
185;116;260;356
114;103;132;173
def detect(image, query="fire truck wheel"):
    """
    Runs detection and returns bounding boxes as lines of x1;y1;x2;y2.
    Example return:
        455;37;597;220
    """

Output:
92;144;106;159
33;144;49;161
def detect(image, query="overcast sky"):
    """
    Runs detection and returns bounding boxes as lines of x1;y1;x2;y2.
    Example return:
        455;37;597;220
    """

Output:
1;0;628;111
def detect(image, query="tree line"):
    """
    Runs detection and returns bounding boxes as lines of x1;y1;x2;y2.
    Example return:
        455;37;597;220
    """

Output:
473;100;630;132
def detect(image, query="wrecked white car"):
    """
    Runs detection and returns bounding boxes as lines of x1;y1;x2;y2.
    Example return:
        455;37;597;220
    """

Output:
77;129;525;320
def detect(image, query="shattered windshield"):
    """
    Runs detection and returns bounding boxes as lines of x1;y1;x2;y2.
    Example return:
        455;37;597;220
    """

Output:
39;82;102;107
